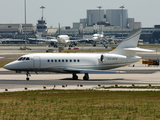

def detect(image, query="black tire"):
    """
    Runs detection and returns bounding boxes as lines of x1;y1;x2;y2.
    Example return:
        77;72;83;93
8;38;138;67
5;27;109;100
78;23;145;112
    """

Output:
83;76;89;80
73;75;78;80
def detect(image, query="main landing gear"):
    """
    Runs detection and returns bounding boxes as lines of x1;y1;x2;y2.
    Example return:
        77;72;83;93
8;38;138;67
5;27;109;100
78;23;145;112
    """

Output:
72;73;78;80
83;73;89;80
72;73;89;80
26;71;31;81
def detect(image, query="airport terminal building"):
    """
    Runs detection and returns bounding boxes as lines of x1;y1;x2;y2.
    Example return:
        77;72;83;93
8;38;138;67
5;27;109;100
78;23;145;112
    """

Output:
72;9;140;29
0;8;160;44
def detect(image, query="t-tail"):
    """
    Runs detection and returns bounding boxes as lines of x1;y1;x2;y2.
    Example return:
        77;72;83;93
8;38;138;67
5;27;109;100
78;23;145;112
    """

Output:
109;29;153;57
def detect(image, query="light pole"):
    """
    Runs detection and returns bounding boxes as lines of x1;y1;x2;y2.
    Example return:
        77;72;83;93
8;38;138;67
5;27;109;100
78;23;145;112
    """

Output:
24;0;27;49
120;5;124;41
40;6;45;20
97;6;102;35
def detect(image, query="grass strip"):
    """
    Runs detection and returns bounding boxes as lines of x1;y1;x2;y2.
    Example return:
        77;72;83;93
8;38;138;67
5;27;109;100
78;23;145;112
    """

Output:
0;90;160;119
0;62;10;68
101;85;160;89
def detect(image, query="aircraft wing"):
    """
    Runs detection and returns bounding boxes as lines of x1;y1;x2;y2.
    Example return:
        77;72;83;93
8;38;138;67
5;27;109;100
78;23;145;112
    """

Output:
63;68;125;74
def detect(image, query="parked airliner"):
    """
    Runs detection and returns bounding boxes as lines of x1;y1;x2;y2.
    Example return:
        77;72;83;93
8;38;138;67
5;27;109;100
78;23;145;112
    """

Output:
92;33;104;41
57;35;70;44
4;29;153;80
57;33;104;47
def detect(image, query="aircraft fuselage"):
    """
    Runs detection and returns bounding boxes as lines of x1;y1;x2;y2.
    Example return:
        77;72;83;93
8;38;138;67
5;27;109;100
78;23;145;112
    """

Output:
4;53;141;73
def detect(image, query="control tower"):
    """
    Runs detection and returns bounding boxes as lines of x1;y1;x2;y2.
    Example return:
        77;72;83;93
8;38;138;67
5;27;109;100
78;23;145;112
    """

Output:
36;6;47;33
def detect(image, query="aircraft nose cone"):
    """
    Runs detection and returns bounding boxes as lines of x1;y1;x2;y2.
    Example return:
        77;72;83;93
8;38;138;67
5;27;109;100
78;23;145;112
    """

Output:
4;64;11;70
3;62;17;70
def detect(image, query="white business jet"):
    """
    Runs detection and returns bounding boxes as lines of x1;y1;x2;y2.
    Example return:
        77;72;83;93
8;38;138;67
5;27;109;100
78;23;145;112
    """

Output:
4;29;153;80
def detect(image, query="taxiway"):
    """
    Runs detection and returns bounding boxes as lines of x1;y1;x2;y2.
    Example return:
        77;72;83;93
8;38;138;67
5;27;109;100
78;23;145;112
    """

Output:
0;71;160;92
1;46;160;92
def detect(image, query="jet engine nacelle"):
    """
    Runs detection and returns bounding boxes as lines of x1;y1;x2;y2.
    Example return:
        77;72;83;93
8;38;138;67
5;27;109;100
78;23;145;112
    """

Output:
100;54;127;64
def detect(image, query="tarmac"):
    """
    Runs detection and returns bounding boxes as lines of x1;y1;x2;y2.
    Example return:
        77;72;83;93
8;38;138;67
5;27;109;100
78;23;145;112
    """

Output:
1;46;160;92
1;61;160;92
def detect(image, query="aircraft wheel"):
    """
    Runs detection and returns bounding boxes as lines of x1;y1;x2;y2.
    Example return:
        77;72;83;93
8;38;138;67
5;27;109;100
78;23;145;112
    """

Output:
54;45;58;48
83;76;89;80
69;45;72;47
72;74;78;80
83;73;89;80
26;72;30;81
93;44;96;47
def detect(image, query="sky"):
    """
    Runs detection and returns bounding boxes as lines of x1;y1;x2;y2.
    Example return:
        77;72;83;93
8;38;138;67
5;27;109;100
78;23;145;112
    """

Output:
0;0;160;28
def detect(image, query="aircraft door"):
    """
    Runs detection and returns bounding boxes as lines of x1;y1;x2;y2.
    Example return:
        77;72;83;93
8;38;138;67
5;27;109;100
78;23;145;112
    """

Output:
33;56;41;70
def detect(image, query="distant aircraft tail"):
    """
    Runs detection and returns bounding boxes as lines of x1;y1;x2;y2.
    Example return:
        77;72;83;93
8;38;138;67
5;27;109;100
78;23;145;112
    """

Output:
100;25;103;35
109;29;153;56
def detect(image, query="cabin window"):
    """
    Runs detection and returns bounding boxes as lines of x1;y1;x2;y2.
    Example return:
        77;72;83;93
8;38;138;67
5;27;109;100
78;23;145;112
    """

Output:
26;57;30;60
45;59;81;63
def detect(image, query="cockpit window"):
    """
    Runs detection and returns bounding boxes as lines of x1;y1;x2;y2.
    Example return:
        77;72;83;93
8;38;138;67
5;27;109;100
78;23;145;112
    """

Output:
22;57;26;61
18;57;23;61
18;57;30;61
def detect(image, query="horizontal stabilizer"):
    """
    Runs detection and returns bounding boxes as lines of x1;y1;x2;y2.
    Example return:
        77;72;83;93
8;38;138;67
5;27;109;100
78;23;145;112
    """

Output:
123;47;154;52
64;68;125;74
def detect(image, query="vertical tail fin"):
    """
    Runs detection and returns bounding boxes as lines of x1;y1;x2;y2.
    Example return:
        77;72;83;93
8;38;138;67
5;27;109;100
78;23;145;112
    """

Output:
109;29;141;56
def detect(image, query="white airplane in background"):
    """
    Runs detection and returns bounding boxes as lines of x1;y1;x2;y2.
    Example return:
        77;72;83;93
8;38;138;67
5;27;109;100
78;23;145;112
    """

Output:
83;27;104;42
92;33;104;41
4;29;153;80
57;35;77;47
28;34;58;44
29;34;75;47
57;35;70;44
57;33;104;46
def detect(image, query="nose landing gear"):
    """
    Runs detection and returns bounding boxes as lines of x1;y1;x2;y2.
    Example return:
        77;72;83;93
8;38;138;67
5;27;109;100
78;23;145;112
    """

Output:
26;72;31;81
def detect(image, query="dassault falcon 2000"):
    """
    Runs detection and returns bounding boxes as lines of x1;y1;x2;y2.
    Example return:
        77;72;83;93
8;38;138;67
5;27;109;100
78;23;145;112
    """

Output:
4;29;153;80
